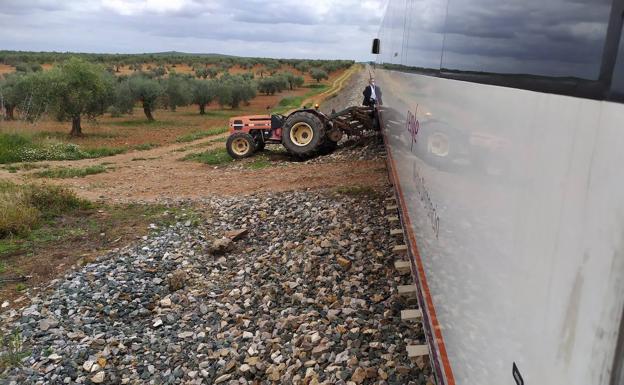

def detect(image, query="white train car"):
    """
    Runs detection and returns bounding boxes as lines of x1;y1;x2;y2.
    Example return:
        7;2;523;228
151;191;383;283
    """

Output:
373;1;624;384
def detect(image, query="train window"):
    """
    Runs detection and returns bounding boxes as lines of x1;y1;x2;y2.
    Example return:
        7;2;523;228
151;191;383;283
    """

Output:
440;0;612;81
610;25;624;101
402;0;447;70
377;0;448;71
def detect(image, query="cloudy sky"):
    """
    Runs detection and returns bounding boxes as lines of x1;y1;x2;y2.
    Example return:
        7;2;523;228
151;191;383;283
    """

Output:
0;0;387;60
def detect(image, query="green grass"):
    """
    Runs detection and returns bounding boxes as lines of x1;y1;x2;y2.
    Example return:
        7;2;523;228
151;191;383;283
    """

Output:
0;261;5;274
305;83;328;89
246;157;271;170
133;143;158;151
0;181;91;237
0;133;125;164
277;96;304;109
181;147;233;165
2;163;50;172
175;127;228;143
209;137;228;143
33;165;107;179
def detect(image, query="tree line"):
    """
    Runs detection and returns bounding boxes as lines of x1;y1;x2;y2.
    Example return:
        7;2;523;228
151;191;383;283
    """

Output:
0;50;353;78
0;57;342;136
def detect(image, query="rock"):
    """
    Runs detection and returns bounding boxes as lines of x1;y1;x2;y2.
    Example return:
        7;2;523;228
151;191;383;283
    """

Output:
239;364;251;373
39;318;58;331
153;318;163;328
215;374;231;383
225;229;248;241
312;344;330;355
351;367;367;384
178;331;194;339
327;309;341;320
209;238;232;255
83;360;95;372
48;353;62;361
168;270;188;291
91;371;105;383
336;257;352;270
160;297;172;307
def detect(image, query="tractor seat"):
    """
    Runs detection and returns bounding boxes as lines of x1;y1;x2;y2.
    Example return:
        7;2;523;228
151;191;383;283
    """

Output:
271;114;285;130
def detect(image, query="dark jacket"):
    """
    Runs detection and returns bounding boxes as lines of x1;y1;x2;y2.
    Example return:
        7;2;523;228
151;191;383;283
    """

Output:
362;85;382;106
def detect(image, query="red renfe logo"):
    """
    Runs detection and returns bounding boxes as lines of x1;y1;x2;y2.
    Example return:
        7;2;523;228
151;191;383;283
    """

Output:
406;105;420;151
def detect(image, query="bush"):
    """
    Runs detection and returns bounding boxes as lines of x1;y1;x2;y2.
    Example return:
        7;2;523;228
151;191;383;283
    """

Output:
0;133;125;164
0;330;28;370
0;192;39;236
0;181;89;237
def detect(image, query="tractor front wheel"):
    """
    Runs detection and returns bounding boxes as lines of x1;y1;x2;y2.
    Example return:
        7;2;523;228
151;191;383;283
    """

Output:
226;133;256;159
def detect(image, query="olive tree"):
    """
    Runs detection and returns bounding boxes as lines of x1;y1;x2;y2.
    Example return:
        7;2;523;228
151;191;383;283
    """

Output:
194;67;209;79
128;75;164;121
214;76;256;109
0;74;23;120
191;79;215;115
24;58;114;136
162;74;191;112
294;61;310;74
257;75;287;95
279;72;304;90
112;78;135;115
310;68;328;83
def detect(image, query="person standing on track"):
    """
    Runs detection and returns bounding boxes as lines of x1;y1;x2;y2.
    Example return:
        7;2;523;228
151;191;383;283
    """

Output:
362;77;382;107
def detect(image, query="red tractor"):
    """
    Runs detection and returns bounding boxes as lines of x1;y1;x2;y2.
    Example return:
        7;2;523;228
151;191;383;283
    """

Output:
226;106;376;159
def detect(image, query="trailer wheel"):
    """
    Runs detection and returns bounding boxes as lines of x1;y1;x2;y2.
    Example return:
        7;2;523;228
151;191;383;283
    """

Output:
282;112;325;157
226;133;256;159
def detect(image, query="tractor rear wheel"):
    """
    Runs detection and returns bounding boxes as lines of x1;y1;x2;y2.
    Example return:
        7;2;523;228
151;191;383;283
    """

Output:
282;112;325;157
226;132;256;159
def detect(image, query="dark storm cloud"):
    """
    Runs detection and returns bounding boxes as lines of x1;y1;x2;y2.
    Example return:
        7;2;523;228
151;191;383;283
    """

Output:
0;0;386;60
379;0;612;78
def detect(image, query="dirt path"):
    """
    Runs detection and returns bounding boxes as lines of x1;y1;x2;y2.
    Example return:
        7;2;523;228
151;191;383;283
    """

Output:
0;66;388;203
300;64;361;108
